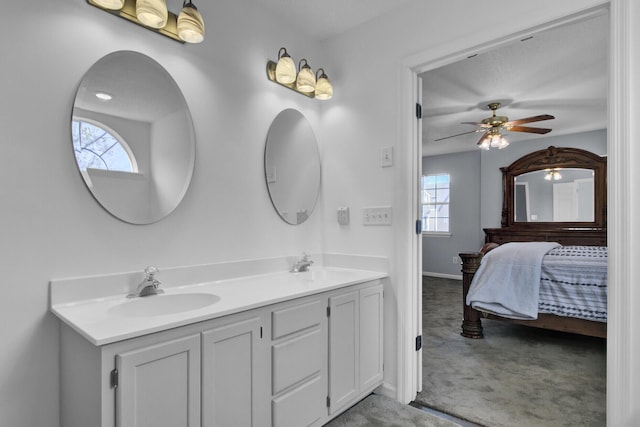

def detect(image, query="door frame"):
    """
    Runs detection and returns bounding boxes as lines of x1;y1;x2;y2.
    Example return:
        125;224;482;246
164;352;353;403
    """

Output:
396;3;633;425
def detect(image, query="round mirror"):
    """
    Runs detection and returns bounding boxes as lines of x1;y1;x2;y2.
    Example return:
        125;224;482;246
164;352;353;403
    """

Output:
264;109;321;225
71;51;195;224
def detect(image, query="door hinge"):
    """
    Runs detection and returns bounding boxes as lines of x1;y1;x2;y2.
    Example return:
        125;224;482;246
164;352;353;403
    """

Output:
415;335;422;351
326;306;331;317
326;396;331;407
416;103;422;119
415;219;423;235
110;369;118;389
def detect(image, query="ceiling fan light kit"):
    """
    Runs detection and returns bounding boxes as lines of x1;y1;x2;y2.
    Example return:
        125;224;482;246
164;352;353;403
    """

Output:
437;102;555;150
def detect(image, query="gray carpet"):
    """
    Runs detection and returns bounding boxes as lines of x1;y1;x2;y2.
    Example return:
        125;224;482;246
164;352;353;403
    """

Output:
325;394;462;427
415;277;606;427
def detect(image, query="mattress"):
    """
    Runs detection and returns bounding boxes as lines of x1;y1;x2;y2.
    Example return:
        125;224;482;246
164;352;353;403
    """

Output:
538;246;608;322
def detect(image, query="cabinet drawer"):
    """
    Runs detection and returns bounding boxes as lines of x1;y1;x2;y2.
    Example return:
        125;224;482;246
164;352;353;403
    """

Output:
272;375;323;427
272;328;322;394
272;300;322;339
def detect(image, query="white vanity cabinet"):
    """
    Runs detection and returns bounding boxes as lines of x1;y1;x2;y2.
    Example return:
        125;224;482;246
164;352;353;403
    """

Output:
60;310;268;427
328;283;384;415
58;279;384;427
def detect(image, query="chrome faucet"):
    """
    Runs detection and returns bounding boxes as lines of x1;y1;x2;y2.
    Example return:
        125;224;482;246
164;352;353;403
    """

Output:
128;266;164;298
291;253;313;273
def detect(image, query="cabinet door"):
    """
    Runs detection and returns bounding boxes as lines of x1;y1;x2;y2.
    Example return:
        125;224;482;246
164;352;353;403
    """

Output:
202;315;267;427
359;284;383;390
116;334;201;427
328;290;359;415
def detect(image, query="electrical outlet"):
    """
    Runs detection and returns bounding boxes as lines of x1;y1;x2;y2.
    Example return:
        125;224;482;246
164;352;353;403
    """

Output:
337;207;350;225
452;256;459;264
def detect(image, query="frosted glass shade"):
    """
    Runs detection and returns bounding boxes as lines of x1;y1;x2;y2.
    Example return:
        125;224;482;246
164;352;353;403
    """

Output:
296;61;316;93
91;0;125;10
136;0;168;29
315;72;333;100
275;55;296;84
178;3;205;43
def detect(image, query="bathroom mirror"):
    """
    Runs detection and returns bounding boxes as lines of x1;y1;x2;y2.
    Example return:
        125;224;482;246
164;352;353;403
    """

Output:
264;109;321;225
71;51;195;224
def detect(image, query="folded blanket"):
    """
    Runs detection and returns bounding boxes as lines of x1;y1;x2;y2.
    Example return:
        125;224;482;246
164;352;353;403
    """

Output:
466;241;561;320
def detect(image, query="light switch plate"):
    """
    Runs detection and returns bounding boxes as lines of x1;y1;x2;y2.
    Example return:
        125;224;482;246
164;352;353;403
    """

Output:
363;206;392;225
380;147;393;167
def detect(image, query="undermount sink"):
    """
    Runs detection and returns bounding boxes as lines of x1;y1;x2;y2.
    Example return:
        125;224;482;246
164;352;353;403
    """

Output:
109;293;221;318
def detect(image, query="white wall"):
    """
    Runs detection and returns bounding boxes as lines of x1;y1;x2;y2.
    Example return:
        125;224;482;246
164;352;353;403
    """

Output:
0;1;326;426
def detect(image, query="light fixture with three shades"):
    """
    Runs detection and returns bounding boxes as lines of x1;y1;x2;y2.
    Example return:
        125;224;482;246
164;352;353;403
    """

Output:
88;0;205;44
266;48;334;100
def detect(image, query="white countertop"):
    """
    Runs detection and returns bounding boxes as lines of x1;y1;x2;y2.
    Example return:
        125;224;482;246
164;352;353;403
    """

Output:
51;267;387;346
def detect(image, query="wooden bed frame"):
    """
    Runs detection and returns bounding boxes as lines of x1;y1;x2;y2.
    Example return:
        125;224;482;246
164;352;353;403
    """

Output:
459;146;607;339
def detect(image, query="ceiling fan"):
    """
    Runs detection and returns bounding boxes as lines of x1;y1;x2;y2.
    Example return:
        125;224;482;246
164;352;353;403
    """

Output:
435;102;555;150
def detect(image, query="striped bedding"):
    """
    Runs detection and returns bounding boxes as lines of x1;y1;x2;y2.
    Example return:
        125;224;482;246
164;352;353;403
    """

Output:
538;245;608;322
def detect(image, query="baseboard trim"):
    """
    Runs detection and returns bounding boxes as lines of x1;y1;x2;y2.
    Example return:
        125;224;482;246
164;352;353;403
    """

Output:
375;382;397;400
422;272;462;281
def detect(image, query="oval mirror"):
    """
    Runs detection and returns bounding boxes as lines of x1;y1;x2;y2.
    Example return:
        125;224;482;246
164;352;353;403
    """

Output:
71;51;195;224
264;109;321;225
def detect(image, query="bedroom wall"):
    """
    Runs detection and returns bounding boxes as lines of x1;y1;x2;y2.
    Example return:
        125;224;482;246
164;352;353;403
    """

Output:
422;150;481;277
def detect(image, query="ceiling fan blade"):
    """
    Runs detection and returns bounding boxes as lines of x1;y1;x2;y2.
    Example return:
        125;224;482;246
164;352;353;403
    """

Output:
434;129;482;142
504;114;555;126
508;125;552;134
476;132;489;147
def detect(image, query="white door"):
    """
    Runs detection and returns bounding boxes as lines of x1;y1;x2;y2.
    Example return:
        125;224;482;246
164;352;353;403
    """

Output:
553;182;577;221
116;334;201;427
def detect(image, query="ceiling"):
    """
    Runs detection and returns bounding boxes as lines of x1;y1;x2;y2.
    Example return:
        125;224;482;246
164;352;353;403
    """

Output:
420;13;608;156
257;0;414;40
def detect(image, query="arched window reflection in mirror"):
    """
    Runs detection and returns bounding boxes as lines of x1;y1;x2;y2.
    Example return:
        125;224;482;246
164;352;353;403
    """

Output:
72;119;138;173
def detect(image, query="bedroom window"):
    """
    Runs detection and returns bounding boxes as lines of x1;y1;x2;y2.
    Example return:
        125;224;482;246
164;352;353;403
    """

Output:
421;173;450;233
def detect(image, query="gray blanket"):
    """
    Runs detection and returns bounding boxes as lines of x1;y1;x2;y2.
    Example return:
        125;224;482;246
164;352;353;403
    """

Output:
466;241;561;320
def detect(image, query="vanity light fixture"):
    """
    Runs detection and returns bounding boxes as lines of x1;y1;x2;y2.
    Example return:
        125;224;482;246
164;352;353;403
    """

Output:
314;68;333;100
177;0;205;44
86;0;206;44
91;0;125;10
136;0;168;29
266;48;334;100
274;48;296;84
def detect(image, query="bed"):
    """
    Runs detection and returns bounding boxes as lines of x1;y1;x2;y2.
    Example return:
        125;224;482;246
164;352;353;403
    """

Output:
459;146;607;339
